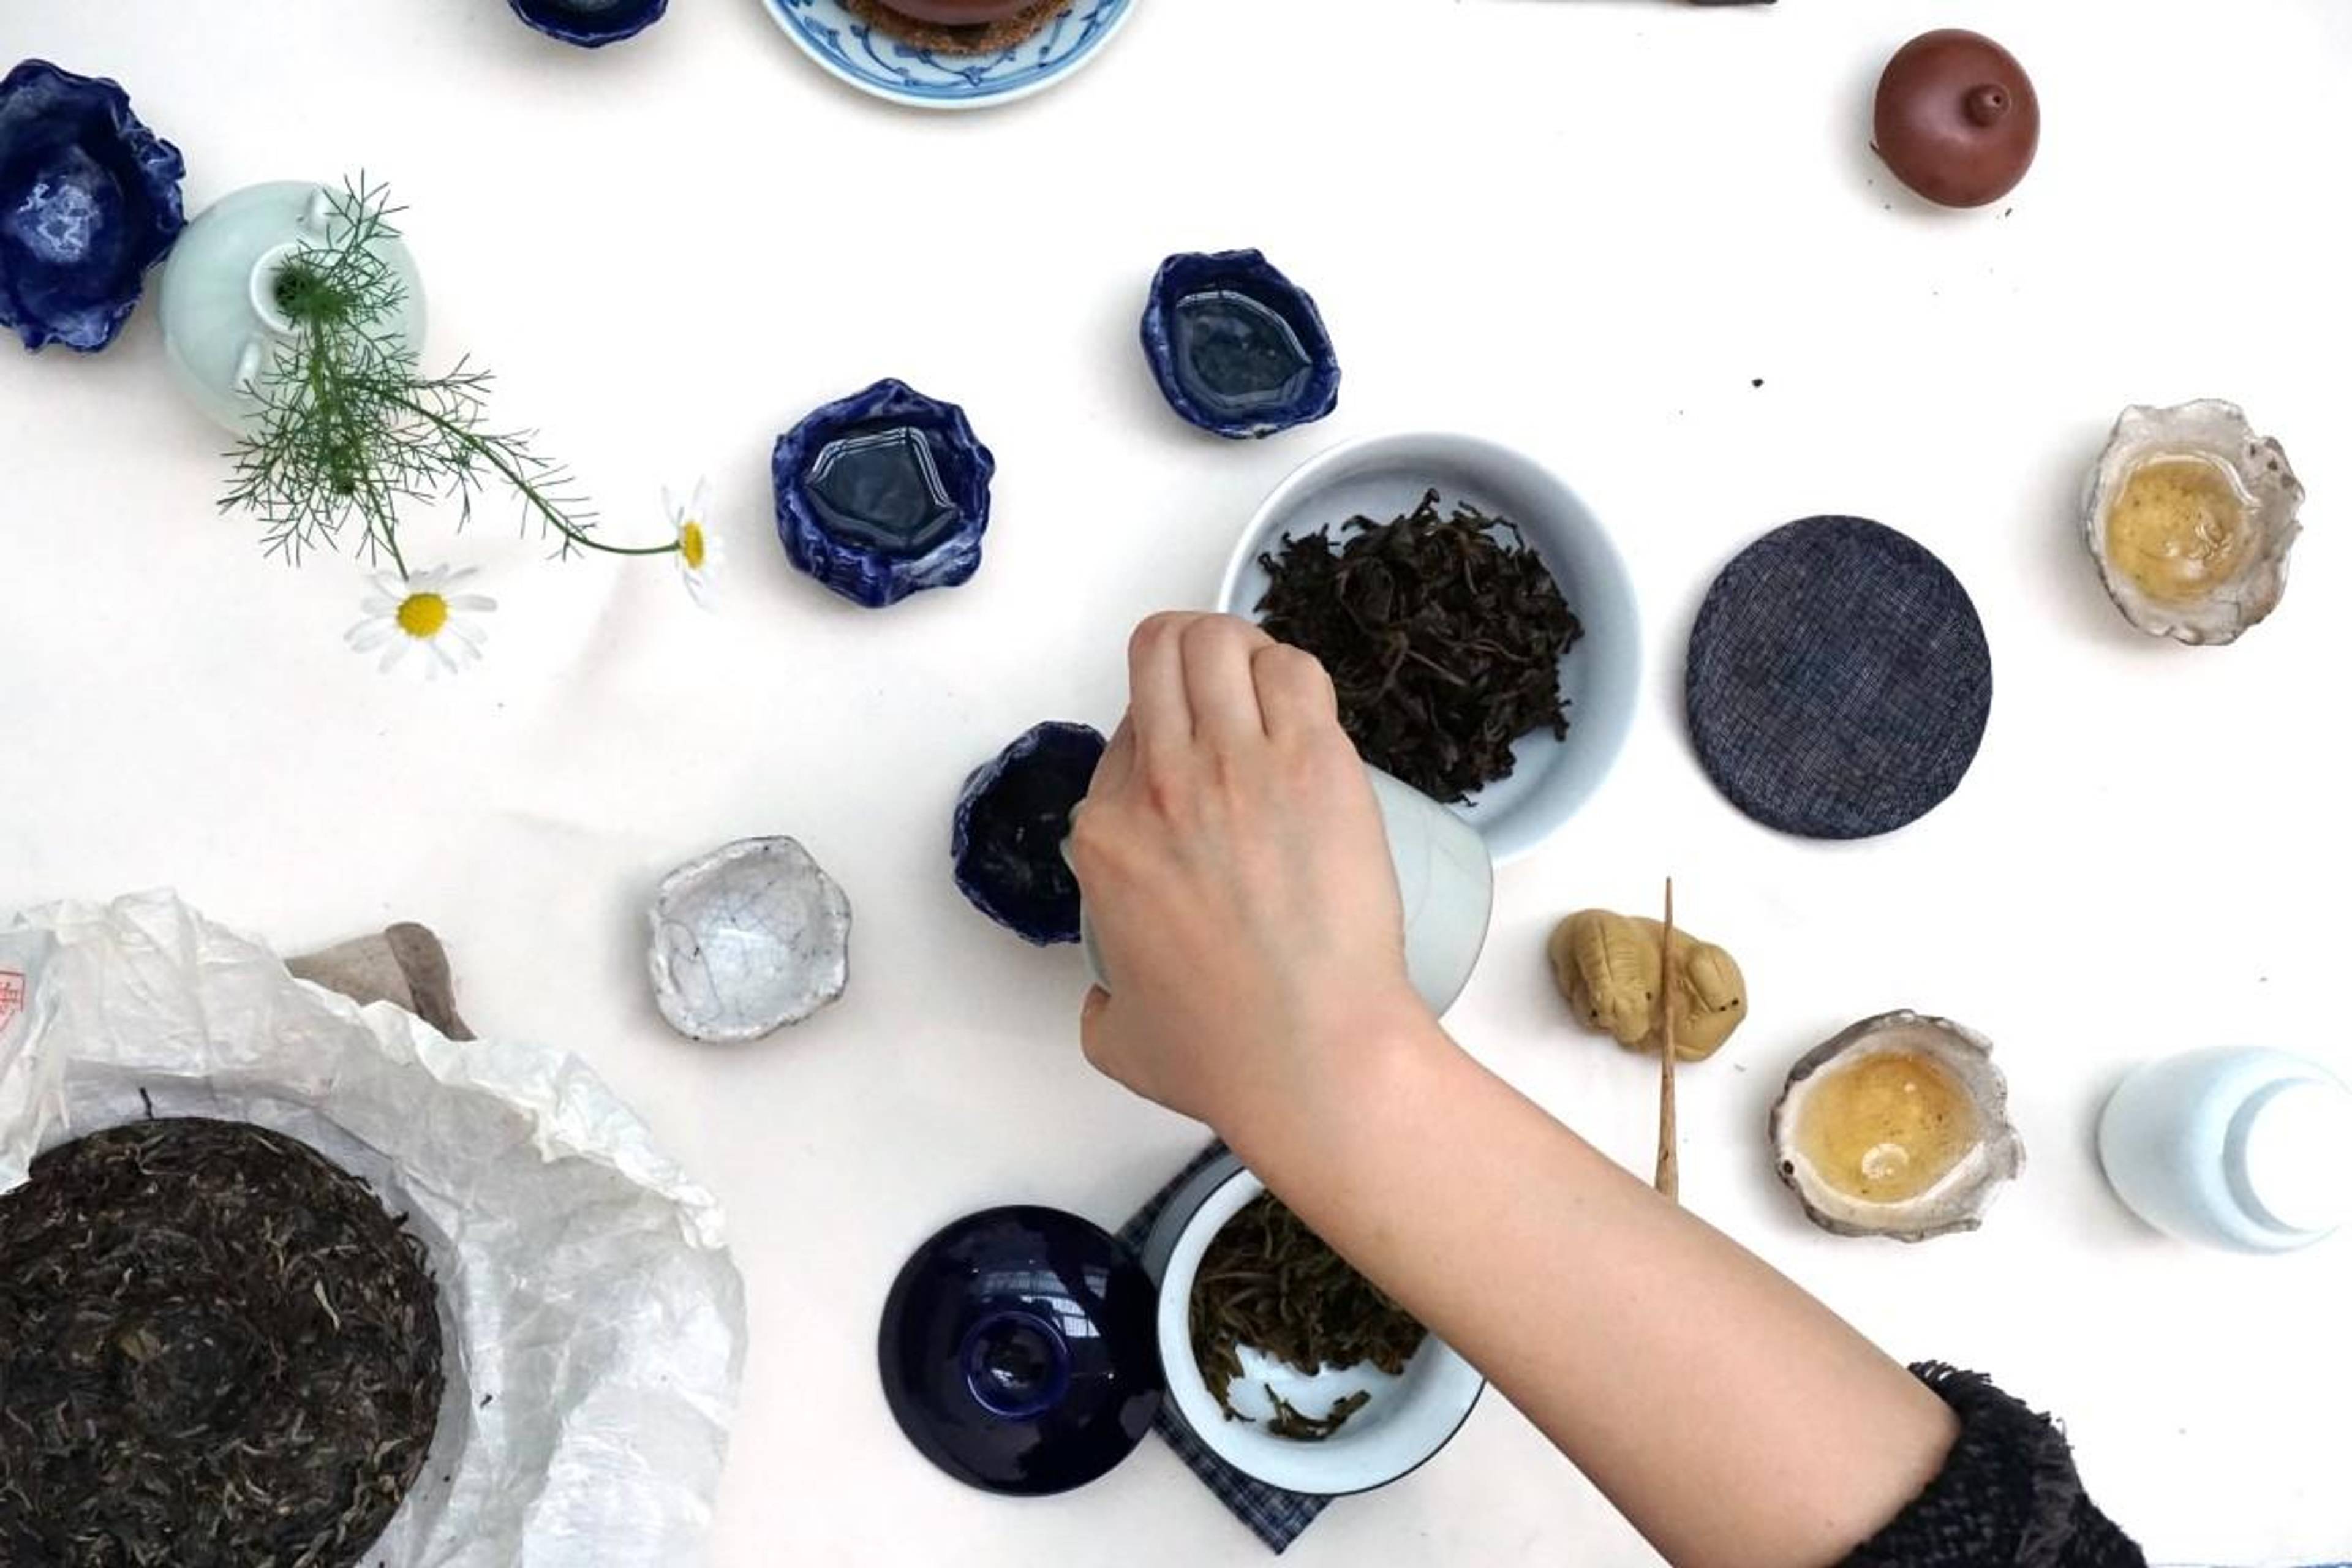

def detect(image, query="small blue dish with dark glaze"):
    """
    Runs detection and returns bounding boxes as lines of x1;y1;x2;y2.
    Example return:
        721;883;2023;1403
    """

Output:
0;59;184;353
1141;250;1340;440
506;0;668;47
774;377;996;609
953;721;1105;945
878;1205;1161;1496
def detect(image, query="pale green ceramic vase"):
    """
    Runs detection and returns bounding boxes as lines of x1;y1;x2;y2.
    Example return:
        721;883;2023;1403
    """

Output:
154;181;426;432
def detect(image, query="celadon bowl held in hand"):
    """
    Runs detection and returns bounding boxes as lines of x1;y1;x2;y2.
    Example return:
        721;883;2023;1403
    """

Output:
156;181;424;432
1139;1153;1485;1495
1077;765;1494;1019
1223;432;1642;864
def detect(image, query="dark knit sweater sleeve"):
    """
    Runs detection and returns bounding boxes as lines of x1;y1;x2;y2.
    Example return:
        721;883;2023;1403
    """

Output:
1840;1364;2146;1568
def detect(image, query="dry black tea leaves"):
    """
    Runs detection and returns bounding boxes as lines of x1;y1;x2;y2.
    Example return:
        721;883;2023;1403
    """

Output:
1256;489;1583;803
0;1117;445;1568
1188;1193;1427;1441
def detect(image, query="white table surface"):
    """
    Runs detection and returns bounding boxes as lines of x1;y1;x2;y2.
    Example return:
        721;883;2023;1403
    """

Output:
6;1;2350;1563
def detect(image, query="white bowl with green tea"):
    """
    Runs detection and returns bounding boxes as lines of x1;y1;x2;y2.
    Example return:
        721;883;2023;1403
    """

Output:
1142;1154;1485;1494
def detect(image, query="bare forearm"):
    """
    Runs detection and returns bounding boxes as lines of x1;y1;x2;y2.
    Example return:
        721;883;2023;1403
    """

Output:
1222;1016;1958;1568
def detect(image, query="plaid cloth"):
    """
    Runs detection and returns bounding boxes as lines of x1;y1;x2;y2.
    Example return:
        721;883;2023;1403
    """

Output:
1119;1143;1330;1554
1686;516;1992;840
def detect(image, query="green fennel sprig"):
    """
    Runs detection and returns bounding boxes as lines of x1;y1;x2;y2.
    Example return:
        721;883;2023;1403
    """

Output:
219;178;678;578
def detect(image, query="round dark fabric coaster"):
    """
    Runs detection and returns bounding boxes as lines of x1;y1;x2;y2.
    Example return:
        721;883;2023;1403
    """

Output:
1686;517;1991;840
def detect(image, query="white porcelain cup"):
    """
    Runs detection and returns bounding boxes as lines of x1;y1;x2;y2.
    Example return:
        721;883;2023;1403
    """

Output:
2098;1047;2352;1252
1079;766;1494;1016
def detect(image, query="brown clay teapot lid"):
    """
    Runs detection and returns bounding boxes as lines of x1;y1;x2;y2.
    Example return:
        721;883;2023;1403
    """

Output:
1874;29;2040;208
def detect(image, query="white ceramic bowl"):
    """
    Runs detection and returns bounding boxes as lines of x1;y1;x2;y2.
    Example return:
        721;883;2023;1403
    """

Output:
1140;1154;1484;1495
1221;433;1641;863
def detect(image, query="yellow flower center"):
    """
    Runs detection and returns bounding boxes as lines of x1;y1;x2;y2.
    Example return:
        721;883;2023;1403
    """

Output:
680;521;707;571
396;592;450;639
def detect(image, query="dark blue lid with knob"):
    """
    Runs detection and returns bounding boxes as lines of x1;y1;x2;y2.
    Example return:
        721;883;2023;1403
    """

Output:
878;1205;1162;1496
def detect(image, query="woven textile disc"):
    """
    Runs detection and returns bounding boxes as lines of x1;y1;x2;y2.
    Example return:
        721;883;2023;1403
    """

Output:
1686;517;1991;840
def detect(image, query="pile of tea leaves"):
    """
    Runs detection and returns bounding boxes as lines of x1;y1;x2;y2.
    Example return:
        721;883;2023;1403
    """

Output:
1189;1193;1427;1442
1256;489;1583;803
0;1118;445;1568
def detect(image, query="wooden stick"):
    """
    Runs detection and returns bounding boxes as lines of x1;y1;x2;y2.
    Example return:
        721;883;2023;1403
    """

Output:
1655;878;1681;1202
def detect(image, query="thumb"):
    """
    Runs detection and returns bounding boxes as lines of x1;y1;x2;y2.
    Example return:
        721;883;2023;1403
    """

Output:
1078;985;1118;1076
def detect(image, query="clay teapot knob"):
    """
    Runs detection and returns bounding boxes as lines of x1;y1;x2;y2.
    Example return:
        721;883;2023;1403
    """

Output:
1965;85;2009;127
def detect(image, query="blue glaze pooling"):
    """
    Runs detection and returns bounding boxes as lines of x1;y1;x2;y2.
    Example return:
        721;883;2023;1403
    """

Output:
959;1310;1072;1420
952;722;1106;946
507;0;669;47
805;426;962;555
1170;290;1315;421
764;0;1132;107
0;59;184;353
1141;251;1340;439
773;378;995;609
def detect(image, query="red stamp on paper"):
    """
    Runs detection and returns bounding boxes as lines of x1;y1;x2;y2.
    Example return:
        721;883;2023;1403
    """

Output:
0;971;23;1030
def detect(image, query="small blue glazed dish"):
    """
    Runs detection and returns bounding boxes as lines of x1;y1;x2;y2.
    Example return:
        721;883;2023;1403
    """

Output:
1141;250;1340;440
953;722;1106;945
0;59;184;353
774;377;996;609
506;0;669;47
879;1205;1161;1495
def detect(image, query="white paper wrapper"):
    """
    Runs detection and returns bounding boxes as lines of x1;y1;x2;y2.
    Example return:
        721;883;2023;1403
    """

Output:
0;892;746;1568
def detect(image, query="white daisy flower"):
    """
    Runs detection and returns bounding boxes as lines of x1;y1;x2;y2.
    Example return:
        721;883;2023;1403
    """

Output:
666;480;723;609
347;565;496;676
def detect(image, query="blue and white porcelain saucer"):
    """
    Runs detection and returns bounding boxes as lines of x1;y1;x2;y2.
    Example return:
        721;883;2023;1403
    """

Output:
762;0;1134;110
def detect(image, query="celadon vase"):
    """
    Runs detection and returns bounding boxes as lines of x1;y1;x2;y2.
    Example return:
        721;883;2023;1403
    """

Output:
154;181;425;433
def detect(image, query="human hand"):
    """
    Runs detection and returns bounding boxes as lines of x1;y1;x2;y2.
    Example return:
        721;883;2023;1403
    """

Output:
1069;613;1432;1139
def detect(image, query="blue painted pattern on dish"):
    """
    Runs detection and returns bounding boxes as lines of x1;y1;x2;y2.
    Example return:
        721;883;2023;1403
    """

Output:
764;0;1130;105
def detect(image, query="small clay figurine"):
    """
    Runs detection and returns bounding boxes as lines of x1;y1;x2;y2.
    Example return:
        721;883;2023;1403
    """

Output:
1548;910;1747;1061
1874;30;2040;208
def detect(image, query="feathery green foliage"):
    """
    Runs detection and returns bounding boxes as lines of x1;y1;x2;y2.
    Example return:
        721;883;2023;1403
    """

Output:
219;179;670;577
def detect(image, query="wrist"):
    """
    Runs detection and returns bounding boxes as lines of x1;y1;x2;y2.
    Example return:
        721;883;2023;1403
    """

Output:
1215;992;1458;1174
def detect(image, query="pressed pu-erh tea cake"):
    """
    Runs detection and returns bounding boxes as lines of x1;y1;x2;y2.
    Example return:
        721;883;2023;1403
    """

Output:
0;1117;445;1568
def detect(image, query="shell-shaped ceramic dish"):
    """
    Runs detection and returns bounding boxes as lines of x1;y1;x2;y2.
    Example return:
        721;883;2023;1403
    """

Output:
648;838;852;1042
2082;400;2304;646
760;0;1134;110
1142;250;1340;439
0;59;186;353
1771;1011;2023;1243
507;0;669;47
773;378;996;609
953;722;1105;945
